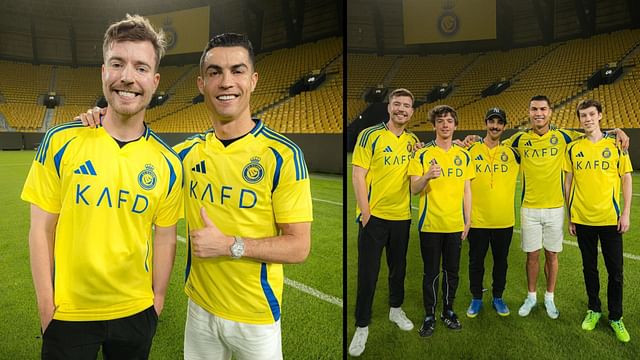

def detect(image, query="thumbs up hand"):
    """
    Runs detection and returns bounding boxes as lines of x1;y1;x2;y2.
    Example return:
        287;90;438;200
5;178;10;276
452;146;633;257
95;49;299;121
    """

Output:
425;160;441;180
189;207;234;258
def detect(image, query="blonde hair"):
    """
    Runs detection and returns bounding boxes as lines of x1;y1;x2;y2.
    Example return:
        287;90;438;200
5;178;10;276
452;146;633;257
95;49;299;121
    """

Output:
103;14;166;71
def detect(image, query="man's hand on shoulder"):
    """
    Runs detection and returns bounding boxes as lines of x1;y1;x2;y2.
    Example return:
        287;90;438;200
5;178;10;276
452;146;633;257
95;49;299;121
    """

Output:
74;107;106;128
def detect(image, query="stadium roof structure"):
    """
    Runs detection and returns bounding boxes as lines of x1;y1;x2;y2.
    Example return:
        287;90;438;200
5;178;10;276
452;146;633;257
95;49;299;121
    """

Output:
0;0;343;66
347;0;640;55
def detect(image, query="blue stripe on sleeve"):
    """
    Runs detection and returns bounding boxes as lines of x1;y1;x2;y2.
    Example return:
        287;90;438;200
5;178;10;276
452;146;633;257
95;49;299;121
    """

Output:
269;147;283;192
37;121;84;164
162;153;177;198
259;127;307;180
53;138;75;177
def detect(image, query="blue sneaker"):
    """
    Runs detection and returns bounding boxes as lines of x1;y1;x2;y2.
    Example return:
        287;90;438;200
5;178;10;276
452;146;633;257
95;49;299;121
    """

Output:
492;297;510;316
466;298;483;318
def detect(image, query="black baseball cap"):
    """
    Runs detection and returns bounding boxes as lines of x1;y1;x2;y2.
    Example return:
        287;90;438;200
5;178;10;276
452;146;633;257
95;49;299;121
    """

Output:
485;107;507;124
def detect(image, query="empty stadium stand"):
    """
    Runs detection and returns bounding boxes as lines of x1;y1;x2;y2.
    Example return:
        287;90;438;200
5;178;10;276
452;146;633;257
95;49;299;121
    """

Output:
0;37;343;134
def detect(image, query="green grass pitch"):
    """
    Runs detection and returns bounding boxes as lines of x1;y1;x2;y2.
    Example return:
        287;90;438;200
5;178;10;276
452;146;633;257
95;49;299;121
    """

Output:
0;150;342;359
347;153;640;359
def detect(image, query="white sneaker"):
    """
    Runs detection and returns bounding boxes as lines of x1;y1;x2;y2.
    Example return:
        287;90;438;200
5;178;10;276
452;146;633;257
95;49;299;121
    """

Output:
518;297;536;317
389;307;414;331
348;326;368;357
544;299;559;319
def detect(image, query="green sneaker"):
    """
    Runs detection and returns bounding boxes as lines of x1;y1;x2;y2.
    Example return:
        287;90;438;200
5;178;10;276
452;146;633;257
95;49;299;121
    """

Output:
610;318;631;343
581;310;601;331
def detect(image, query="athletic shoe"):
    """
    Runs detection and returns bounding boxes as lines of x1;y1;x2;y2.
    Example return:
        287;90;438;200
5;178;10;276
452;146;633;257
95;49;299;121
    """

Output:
610;318;631;343
418;315;436;337
466;298;483;318
581;310;601;331
389;307;414;331
348;326;368;357
492;297;510;316
518;297;536;317
544;298;559;319
441;310;462;331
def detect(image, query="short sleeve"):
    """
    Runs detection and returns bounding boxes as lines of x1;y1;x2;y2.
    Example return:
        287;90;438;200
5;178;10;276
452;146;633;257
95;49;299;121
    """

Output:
21;139;63;214
618;149;633;176
563;144;573;173
272;149;313;224
407;150;425;177
352;130;373;170
153;153;184;227
464;150;476;180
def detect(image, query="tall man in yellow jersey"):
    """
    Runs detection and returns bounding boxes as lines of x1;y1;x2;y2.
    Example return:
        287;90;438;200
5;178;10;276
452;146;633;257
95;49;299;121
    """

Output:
409;105;474;337
466;108;520;319
349;88;419;357
21;15;183;359
563;99;632;343
173;34;312;360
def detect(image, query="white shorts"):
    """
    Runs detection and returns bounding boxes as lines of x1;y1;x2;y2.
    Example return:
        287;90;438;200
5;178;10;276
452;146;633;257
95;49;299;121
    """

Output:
520;207;564;253
184;298;283;360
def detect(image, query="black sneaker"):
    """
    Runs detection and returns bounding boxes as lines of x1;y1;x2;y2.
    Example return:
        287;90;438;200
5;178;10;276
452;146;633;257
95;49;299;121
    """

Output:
441;310;462;331
419;315;436;337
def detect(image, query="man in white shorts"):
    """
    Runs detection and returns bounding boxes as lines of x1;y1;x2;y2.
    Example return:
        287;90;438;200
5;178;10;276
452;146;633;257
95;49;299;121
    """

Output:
500;95;627;319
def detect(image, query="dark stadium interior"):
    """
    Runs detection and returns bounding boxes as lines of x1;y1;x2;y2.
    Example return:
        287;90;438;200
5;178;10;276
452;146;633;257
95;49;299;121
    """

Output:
0;0;343;173
346;0;640;166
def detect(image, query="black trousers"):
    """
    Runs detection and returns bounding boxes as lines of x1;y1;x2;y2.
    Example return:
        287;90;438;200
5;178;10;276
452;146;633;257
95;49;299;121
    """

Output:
575;224;624;321
468;227;513;299
420;232;462;316
41;306;158;360
354;215;411;327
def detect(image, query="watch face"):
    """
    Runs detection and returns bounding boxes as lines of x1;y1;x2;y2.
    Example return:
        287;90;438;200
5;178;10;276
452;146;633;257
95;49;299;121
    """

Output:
231;237;244;258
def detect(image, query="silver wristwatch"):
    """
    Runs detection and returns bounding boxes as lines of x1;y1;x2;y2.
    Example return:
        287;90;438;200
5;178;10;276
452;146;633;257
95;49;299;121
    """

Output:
230;235;245;259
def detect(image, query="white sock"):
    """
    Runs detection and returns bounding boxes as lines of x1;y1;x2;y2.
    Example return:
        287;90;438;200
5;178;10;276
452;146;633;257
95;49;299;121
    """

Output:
545;291;554;301
527;292;537;300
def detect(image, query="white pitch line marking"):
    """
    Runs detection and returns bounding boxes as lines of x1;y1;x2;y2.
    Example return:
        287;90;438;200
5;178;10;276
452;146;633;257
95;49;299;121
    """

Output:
284;278;343;307
313;198;342;206
0;163;31;166
177;235;343;307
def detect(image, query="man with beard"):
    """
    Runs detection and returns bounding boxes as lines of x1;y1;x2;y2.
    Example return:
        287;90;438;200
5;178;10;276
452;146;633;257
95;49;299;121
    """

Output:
465;108;520;318
349;88;419;357
21;15;183;359
408;105;474;337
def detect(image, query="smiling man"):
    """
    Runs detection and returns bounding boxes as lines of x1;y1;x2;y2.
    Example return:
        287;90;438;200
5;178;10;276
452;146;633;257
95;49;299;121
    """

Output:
563;99;633;342
173;33;313;360
408;105;474;338
21;15;183;359
348;88;419;357
465;108;520;319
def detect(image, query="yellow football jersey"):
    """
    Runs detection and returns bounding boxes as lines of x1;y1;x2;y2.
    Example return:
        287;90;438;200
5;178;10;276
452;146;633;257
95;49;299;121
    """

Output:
174;120;313;325
408;142;475;233
503;126;581;208
21;122;183;321
564;137;633;226
351;122;419;221
468;142;520;228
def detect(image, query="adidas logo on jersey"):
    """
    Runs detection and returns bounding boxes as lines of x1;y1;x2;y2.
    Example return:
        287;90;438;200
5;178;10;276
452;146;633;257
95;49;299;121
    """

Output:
192;160;207;174
576;151;584;158
524;140;532;146
383;146;393;153
73;160;97;176
475;154;483;161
